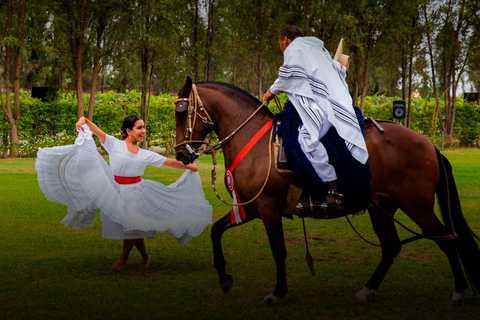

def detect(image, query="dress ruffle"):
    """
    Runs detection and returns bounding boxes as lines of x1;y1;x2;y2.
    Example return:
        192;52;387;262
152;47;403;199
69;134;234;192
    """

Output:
36;126;212;246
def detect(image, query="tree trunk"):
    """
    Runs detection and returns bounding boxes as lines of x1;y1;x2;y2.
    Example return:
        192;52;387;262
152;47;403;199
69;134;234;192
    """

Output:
88;60;100;120
3;0;13;152
70;0;86;120
140;7;150;150
256;0;263;99
204;0;215;81
401;47;407;101
75;28;85;119
359;45;371;113
406;14;418;128
88;9;107;121
351;47;360;105
192;0;199;82
140;46;149;149
423;4;444;133
3;0;26;157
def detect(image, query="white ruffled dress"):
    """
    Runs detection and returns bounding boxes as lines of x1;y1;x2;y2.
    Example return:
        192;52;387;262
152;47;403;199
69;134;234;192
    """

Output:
35;125;213;246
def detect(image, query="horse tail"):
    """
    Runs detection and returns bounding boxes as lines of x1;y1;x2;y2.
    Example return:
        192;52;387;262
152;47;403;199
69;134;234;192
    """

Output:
435;147;480;293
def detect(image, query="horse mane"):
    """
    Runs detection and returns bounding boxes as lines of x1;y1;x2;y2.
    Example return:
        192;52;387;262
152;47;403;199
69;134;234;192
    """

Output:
196;81;263;107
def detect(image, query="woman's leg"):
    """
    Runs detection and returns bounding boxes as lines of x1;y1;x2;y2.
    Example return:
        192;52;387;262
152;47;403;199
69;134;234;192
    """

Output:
111;239;136;271
134;239;151;268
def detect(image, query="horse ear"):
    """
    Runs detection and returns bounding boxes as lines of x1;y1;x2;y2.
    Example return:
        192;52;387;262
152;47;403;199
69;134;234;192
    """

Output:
178;76;193;98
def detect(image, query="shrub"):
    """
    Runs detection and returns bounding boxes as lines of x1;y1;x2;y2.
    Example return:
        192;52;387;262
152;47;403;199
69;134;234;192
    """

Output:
1;91;479;157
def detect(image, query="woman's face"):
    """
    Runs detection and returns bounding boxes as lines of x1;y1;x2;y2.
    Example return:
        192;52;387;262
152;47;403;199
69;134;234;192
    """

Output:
127;119;146;143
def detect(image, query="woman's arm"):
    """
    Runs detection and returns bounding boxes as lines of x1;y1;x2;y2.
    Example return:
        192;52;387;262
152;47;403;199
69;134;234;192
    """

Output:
75;117;107;144
163;158;198;172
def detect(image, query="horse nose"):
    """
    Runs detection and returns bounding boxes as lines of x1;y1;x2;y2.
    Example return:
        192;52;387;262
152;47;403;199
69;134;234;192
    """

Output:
176;149;191;165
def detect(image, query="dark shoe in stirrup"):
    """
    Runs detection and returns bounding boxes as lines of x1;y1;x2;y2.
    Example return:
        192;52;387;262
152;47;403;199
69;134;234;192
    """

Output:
325;181;345;212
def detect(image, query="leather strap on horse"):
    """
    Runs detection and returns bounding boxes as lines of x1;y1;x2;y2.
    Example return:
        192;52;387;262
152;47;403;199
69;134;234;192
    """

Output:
211;120;274;208
175;84;277;211
368;199;457;242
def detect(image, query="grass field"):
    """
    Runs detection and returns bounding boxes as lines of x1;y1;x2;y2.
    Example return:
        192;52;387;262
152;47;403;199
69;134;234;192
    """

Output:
1;150;480;319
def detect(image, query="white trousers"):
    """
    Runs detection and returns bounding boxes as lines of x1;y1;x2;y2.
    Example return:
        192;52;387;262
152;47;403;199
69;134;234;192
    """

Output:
297;118;337;182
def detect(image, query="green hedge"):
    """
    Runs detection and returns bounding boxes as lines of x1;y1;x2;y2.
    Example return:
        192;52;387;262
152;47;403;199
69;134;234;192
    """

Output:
1;90;177;157
362;94;480;147
1;91;479;157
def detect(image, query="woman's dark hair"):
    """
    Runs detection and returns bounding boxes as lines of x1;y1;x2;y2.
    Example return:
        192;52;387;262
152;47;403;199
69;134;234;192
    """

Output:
121;115;142;139
280;25;304;41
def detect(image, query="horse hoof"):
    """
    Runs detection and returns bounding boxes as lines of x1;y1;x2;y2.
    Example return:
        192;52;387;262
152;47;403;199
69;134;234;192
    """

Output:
446;292;463;306
351;287;376;305
446;298;462;306
220;275;233;293
259;293;280;307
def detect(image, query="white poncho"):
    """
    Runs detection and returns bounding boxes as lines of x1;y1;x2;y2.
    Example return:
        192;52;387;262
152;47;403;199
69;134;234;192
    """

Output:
270;36;368;165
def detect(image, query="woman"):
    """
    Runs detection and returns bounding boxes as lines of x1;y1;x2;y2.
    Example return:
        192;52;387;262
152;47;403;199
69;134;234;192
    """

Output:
36;115;212;271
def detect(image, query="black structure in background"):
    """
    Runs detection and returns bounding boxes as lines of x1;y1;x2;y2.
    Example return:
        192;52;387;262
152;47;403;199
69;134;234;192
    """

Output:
393;100;406;119
31;87;55;102
464;92;479;103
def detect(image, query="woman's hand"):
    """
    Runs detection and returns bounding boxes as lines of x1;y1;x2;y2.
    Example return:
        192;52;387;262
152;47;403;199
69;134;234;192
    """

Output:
74;117;106;143
76;117;87;131
190;161;200;172
186;161;199;172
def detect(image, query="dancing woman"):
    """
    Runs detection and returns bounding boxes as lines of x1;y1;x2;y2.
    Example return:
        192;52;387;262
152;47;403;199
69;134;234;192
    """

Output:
36;115;212;271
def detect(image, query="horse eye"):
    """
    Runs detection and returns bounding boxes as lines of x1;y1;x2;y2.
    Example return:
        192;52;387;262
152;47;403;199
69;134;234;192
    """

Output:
175;101;188;112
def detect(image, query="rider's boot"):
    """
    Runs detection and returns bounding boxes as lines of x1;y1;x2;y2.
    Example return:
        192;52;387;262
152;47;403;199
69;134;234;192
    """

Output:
324;180;344;212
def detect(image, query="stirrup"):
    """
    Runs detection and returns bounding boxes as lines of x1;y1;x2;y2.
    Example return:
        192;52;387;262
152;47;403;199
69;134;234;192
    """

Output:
296;195;324;210
325;190;344;211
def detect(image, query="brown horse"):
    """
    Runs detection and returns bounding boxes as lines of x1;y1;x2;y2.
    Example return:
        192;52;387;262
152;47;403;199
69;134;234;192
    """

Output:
174;76;480;306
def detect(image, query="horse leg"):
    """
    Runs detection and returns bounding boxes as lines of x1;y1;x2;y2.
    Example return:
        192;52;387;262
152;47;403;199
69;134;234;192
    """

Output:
211;211;255;293
353;202;401;304
259;211;287;307
433;229;468;305
406;211;468;305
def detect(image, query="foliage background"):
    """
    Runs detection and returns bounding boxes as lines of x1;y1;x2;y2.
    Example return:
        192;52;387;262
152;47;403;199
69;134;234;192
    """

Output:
1;91;479;157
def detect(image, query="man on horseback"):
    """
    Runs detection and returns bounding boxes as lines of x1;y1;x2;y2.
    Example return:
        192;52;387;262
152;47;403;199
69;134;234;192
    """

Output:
264;25;369;211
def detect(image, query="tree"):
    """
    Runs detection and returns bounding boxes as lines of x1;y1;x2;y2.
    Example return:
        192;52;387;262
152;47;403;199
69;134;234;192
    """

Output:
48;0;95;119
425;0;480;147
86;0;130;120
204;0;216;81
1;0;27;157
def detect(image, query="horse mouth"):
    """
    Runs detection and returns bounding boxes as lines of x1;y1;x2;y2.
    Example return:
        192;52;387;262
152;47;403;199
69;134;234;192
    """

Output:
176;147;197;165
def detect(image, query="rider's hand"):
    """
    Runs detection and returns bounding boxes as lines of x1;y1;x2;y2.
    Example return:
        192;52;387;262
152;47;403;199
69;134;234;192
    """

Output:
263;89;274;102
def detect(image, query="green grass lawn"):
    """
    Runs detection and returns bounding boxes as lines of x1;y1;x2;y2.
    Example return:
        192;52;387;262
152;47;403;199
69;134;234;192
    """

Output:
1;150;480;319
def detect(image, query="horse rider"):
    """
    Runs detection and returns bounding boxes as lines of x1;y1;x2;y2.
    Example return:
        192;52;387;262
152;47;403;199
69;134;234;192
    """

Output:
263;25;369;211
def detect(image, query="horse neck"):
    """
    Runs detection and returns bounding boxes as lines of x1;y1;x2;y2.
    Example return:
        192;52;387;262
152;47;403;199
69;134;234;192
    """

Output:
197;85;272;161
198;86;272;141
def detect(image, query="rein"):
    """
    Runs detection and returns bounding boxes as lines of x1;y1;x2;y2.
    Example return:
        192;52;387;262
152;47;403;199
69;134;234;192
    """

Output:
174;84;275;212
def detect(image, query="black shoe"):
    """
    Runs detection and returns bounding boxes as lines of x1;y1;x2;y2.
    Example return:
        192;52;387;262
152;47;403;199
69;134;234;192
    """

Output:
325;181;345;212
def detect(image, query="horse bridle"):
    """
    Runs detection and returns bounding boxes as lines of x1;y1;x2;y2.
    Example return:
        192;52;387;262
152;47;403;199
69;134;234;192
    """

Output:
173;84;275;207
173;83;269;156
173;84;215;157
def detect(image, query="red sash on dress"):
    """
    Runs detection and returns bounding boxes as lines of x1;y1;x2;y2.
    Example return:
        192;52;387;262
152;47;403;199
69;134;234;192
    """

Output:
114;176;141;184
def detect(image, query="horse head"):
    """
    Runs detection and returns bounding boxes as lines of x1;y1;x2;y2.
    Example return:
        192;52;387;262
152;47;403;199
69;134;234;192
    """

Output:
174;76;214;164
